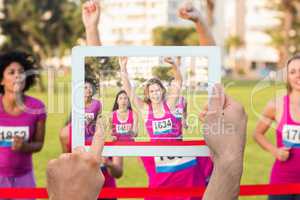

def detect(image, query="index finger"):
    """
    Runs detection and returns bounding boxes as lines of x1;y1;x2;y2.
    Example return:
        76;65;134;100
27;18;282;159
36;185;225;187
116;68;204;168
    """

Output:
208;84;225;114
90;118;105;159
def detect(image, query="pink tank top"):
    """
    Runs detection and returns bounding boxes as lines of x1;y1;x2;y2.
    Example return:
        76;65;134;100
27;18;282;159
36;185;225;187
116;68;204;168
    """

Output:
142;102;205;200
145;101;181;141
270;95;300;184
112;110;134;141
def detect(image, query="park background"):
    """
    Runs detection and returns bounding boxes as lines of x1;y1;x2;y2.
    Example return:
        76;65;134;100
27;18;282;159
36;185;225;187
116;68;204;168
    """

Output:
0;0;299;200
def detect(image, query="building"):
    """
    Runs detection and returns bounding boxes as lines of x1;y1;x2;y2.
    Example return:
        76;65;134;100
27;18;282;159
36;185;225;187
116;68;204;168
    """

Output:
244;0;279;68
98;0;282;79
100;0;203;45
224;0;280;77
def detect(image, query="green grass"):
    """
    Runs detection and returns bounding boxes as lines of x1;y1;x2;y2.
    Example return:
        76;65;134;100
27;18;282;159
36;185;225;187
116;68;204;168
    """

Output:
28;74;286;200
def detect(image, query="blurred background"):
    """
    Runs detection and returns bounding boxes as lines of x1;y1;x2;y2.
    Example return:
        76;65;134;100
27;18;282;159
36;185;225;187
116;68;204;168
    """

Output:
1;0;299;81
0;1;298;200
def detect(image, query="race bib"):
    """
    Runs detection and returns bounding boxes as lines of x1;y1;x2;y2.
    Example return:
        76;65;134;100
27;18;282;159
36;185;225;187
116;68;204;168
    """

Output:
282;125;300;147
0;126;29;147
116;123;132;134
155;156;197;173
174;107;183;119
152;118;172;135
85;113;95;124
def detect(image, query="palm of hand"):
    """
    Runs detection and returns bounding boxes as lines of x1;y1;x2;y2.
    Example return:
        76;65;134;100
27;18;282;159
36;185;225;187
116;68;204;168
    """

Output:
203;87;247;161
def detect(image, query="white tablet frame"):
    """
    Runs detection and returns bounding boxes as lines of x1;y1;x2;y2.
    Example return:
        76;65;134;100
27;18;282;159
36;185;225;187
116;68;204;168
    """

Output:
72;46;221;156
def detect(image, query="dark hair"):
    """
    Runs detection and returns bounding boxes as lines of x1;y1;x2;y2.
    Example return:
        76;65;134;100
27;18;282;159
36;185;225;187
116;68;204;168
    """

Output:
0;51;38;94
112;90;132;111
85;77;98;96
144;78;166;104
286;54;300;93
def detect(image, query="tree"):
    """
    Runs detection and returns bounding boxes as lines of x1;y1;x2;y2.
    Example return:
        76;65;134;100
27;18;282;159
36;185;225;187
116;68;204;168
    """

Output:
85;57;120;83
225;35;244;73
0;0;84;91
184;32;200;45
265;0;300;68
152;66;172;82
152;26;198;45
134;77;147;84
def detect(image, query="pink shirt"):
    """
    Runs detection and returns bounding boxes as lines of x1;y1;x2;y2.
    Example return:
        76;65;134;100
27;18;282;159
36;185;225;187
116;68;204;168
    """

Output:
142;101;205;200
0;95;46;177
112;110;134;141
270;95;300;183
85;99;101;143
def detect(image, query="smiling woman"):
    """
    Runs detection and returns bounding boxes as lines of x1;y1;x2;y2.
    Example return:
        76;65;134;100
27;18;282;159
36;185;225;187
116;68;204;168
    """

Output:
0;51;47;200
253;54;300;200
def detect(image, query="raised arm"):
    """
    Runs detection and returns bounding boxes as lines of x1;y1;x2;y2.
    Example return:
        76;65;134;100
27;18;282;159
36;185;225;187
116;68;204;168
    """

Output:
119;57;146;111
132;111;138;137
82;0;102;45
165;57;182;111
178;2;215;45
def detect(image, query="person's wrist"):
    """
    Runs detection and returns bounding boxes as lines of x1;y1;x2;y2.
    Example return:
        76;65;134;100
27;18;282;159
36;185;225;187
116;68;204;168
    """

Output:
85;25;99;35
19;141;28;152
194;13;208;27
195;19;207;30
190;11;201;23
214;154;243;179
270;147;278;158
120;70;127;74
192;16;200;23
